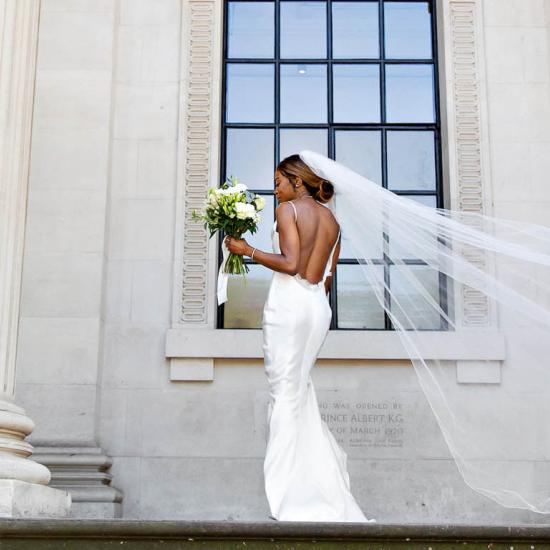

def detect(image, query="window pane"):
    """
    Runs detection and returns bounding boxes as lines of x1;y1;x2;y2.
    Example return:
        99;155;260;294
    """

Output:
389;265;441;330
339;227;384;261
333;64;380;123
335;130;382;184
337;264;385;329
223;264;272;328
332;2;379;59
246;195;275;253
280;1;326;59
404;195;437;208
384;2;432;59
280;129;327;160
226;63;274;123
385;64;435;123
226;129;274;190
389;195;437;260
228;2;274;59
280;64;327;123
387;130;436;191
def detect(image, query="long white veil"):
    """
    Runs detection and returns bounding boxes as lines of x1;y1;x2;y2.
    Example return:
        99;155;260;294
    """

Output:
299;149;550;515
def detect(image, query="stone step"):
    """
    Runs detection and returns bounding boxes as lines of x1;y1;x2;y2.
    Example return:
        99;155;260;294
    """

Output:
0;520;549;549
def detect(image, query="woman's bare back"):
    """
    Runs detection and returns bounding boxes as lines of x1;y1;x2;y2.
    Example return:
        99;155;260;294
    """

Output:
287;198;340;285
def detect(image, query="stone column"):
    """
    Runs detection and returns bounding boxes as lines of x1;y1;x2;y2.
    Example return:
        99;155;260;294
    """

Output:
0;0;70;517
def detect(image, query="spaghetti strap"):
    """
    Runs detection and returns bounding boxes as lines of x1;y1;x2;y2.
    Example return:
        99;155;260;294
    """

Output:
288;200;297;222
324;228;341;279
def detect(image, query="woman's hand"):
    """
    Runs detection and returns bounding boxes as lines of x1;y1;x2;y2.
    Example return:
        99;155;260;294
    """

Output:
224;235;252;257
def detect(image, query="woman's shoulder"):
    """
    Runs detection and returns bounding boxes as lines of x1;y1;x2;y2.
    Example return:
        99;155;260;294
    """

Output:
318;203;339;230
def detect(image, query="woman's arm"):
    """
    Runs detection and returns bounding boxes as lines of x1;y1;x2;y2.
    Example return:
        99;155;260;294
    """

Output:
225;202;300;275
323;233;341;296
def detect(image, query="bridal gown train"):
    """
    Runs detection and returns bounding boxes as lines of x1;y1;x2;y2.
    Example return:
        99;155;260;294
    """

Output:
261;200;376;523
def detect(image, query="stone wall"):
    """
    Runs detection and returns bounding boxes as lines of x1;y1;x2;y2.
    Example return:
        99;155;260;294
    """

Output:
14;0;550;522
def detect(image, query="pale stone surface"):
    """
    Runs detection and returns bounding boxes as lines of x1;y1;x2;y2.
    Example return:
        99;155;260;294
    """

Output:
116;25;180;83
119;0;181;26
24;189;106;253
17;384;97;445
42;0;112;12
107;199;174;260
33;70;112;132
456;361;501;384
0;480;70;519
29;129;109;191
170;359;215;381
16;318;100;385
19;252;103;317
36;11;113;70
101;324;170;389
483;0;550;27
112;83;179;140
11;0;550;525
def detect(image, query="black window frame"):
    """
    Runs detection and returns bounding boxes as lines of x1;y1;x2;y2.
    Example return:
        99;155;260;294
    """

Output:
218;0;446;331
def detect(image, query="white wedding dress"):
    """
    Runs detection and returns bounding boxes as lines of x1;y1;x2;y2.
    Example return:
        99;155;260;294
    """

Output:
261;199;376;523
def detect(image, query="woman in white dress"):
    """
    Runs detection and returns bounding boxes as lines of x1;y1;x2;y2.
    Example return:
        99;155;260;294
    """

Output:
224;154;376;523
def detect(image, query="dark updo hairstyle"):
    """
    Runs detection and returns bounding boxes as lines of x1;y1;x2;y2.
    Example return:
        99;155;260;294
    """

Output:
276;154;334;204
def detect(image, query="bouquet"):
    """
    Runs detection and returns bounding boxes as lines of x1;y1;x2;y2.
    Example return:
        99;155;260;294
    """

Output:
192;175;265;304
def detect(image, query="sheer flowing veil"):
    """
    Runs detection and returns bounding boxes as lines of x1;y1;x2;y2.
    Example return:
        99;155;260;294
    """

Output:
299;149;550;514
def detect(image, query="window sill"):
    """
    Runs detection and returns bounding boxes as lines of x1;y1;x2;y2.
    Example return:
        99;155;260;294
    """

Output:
165;328;506;381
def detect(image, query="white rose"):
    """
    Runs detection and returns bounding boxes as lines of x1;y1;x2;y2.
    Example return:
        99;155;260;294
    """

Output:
253;195;266;211
229;182;248;194
235;202;255;219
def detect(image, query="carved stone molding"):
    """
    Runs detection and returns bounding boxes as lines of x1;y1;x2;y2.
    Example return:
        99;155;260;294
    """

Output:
179;0;217;325
449;2;484;216
32;446;123;519
446;0;491;327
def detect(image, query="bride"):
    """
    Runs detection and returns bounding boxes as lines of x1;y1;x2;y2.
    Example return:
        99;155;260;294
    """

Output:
224;153;376;522
224;150;550;521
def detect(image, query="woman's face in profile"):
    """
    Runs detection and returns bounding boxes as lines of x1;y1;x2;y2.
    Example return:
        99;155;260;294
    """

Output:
274;169;296;202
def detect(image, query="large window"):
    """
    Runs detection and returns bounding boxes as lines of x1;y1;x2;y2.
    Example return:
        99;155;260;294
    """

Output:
219;0;443;330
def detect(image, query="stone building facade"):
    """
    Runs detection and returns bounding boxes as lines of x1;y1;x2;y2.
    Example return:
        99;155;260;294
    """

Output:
2;0;549;522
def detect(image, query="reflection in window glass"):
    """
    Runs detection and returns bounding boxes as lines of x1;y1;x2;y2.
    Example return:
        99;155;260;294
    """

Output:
337;265;385;329
280;129;327;161
280;1;326;59
228;2;274;59
223;264;273;328
332;2;379;59
246;195;275;253
387;131;436;191
384;2;432;59
226;129;274;189
385;64;435;123
389;265;441;330
335;130;382;184
333;64;380;123
280;64;327;123
226;63;274;123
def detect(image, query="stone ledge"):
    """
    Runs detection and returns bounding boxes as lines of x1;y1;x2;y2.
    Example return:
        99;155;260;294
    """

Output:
166;328;507;361
0;519;549;540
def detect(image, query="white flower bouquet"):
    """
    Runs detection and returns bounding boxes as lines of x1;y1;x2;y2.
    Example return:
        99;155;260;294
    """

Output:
192;175;265;304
